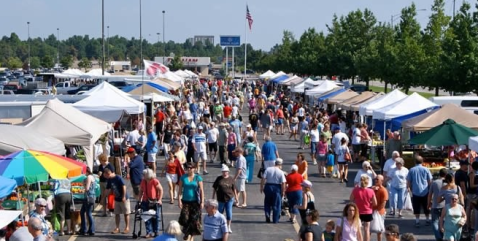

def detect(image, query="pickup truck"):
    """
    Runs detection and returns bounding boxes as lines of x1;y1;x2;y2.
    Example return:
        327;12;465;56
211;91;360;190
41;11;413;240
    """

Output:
54;81;77;94
67;84;96;95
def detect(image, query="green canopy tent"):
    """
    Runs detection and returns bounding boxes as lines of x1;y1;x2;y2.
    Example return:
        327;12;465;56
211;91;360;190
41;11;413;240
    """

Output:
409;119;478;146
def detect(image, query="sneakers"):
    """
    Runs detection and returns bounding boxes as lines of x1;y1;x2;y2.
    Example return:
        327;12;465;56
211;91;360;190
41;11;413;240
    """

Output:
313;161;317;165
203;170;209;175
228;227;232;233
415;221;420;228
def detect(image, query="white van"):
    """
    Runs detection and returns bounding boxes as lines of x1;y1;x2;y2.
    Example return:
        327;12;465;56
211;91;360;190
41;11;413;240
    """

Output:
430;96;478;114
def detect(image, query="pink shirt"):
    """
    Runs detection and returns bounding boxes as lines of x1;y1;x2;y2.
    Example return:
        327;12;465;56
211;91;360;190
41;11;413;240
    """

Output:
227;132;236;145
351;187;375;215
317;141;327;155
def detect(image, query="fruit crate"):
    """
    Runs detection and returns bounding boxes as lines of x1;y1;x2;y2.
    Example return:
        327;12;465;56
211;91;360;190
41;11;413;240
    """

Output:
2;200;24;210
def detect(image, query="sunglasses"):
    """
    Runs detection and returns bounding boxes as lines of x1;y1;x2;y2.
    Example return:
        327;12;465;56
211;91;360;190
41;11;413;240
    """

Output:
452;198;458;201
385;232;396;236
38;205;47;208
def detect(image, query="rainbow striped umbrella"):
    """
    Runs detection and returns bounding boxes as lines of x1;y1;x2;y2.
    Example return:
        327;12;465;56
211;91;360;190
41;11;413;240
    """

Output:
0;150;86;185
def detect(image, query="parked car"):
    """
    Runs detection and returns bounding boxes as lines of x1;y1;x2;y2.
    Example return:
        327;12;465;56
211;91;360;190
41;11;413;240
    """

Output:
0;77;8;86
350;84;369;94
3;83;21;93
109;81;132;90
55;81;77;94
16;89;37;95
67;84;96;95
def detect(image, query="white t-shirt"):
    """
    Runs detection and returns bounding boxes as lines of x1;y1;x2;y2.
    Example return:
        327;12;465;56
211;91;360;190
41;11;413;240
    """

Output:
310;129;320;142
352;128;361;145
127;130;140;146
233;97;240;106
232;106;239;117
332;132;349;154
383;158;396;174
298;107;305;117
192;133;207;153
206;128;219;143
181;110;193;120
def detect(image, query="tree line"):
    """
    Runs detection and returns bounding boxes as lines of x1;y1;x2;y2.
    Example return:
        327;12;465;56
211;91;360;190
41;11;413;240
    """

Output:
1;0;477;95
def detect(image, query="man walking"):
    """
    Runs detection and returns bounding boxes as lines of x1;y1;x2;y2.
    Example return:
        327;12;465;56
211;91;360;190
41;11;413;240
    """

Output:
372;174;388;241
105;168;131;234
233;148;247;208
145;126;158;173
193;126;208;174
407;155;432;227
260;159;286;223
203;199;229;241
428;168;447;241
207;122;219;163
261;136;280;169
217;123;228;165
126;147;144;201
28;217;46;241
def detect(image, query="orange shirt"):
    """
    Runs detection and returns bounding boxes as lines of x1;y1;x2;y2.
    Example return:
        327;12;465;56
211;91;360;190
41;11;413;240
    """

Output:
165;160;177;174
223;106;232;118
155;110;165;123
140;178;161;200
276;109;284;119
295;160;308;180
372;185;388;215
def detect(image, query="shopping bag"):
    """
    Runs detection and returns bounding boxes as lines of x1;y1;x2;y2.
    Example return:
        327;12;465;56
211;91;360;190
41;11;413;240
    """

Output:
50;210;61;232
370;210;385;233
404;192;413;211
107;193;115;210
304;134;311;145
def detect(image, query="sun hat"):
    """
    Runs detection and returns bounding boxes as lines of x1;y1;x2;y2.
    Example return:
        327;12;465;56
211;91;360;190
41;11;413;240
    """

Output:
301;180;312;188
221;164;230;172
291;164;298;172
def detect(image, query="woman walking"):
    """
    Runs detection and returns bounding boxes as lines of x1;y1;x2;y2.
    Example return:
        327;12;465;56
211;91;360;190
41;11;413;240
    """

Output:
440;194;466;241
296;180;316;225
79;167;96;236
289;113;299;141
335;203;363;241
286;165;304;224
337;138;350;183
178;163;204;241
212;164;238;233
299;209;324;241
226;127;238;167
309;123;320;165
317;135;328;178
161;152;181;204
139;169;164;238
295;153;309;180
350;175;376;241
387;158;408;217
243;136;257;183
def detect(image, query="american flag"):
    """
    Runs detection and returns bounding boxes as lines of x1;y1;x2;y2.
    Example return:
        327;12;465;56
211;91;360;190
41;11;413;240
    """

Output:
246;5;253;31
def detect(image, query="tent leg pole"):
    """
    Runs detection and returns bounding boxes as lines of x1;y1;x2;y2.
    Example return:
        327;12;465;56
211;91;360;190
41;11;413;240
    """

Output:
27;185;30;213
38;182;41;199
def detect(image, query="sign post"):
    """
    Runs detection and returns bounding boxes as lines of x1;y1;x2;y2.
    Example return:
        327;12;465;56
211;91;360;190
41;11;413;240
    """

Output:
220;36;241;80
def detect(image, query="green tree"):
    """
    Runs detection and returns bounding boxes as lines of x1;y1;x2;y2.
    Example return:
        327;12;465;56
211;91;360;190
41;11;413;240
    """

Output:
41;55;54;68
60;55;74;69
168;55;184;71
6;56;23;69
78;57;92;71
374;23;397;92
30;57;41;69
422;0;451;96
275;30;296;73
295;28;326;76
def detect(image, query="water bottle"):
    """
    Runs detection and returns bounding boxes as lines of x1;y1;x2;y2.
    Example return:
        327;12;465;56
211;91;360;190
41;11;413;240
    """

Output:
52;231;59;241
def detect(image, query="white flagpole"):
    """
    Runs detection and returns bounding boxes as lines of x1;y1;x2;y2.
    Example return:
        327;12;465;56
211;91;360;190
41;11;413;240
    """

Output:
244;10;247;81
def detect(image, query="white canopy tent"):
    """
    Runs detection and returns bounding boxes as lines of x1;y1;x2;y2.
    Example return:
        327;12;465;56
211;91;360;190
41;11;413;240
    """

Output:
0;125;66;156
358;89;408;116
140;93;175;102
79;69;111;79
259;70;275;79
469;136;478;152
157;71;184;84
18;99;111;169
0;210;23;229
174;70;190;78
372;92;439;120
268;71;286;81
184;70;198;78
279;75;303;86
305;80;340;96
73;81;145;115
304;78;324;90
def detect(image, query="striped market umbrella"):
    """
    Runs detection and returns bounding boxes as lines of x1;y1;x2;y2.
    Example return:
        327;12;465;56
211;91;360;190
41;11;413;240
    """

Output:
0;150;86;185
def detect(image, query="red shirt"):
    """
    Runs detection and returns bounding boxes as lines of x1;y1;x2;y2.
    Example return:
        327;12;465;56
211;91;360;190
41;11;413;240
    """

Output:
276;109;284;119
351;187;375;215
140;178;161;200
155;110;165;123
223;106;232;118
217;80;223;87
286;172;303;192
329;114;338;125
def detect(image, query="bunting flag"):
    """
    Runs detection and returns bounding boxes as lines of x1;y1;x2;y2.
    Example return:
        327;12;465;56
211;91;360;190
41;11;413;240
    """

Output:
143;59;169;77
246;5;253;31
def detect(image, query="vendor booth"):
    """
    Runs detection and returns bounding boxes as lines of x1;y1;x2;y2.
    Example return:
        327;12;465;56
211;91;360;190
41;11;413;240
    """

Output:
337;91;378;110
0;125;65;156
259;70;275;79
359;89;407;116
326;90;359;105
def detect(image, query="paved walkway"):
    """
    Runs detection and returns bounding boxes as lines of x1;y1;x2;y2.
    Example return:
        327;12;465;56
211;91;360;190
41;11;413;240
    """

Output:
66;111;436;241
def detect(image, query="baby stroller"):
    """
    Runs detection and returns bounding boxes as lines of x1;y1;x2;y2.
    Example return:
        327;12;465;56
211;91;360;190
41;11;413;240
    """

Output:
132;201;164;239
281;197;289;216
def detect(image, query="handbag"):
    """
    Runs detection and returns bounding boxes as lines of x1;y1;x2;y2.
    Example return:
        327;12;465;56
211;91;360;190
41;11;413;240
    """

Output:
304;134;311;145
344;151;352;162
370;210;385;233
194;175;201;204
404;192;413;211
458;217;466;227
257;161;265;179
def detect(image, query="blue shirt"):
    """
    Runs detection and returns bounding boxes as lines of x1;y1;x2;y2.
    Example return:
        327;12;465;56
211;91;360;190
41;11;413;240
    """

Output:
326;154;335;166
406;164;432;197
152;233;178;241
180;174;203;202
261;141;277;161
129;155;144;185
146;132;158;153
106;174;130;201
203;211;228;240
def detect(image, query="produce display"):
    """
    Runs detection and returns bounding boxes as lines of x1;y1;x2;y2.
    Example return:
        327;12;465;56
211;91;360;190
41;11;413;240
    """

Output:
6;193;28;203
71;182;85;194
2;193;28;210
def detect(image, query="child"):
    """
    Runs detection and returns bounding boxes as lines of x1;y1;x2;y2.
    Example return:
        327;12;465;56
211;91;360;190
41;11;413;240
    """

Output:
323;219;335;241
326;150;335;178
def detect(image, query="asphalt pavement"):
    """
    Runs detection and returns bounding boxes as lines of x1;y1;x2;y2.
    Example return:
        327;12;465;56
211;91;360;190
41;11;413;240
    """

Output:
66;110;436;241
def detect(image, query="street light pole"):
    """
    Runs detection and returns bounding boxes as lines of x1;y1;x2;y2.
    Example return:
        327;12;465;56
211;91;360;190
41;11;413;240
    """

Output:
57;28;60;69
102;0;105;75
162;10;165;65
140;0;144;96
107;26;110;62
27;22;30;72
157;33;161;57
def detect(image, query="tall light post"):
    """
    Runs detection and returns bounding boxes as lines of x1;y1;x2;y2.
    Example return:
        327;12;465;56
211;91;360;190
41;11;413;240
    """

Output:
27;22;30;71
162;10;165;65
57;28;60;69
107;26;110;62
157;33;160;58
140;0;144;96
101;0;105;75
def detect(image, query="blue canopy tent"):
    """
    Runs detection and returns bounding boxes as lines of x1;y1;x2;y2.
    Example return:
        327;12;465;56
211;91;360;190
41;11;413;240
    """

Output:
125;82;169;94
271;75;289;83
0;176;17;199
317;88;346;102
373;107;441;132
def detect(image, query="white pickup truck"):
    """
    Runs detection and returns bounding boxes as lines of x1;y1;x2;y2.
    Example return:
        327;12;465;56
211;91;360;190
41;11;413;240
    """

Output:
54;81;77;95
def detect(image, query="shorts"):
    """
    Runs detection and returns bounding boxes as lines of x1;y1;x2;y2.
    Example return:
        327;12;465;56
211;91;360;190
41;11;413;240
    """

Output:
359;213;373;222
338;161;348;166
195;151;207;161
236;178;246;192
326;166;334;173
412;194;430;215
114;199;131;215
208;142;218;152
253;126;258;132
277;118;283;125
290;123;298;131
132;184;140;196
166;173;178;183
317;154;326;162
352;144;361;154
147;153;157;163
310;142;317;154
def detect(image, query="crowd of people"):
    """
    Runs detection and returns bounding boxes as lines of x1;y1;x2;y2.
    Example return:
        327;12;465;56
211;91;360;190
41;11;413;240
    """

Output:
4;77;478;241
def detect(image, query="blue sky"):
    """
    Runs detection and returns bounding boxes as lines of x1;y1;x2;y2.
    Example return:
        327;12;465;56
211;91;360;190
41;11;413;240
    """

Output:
2;0;460;50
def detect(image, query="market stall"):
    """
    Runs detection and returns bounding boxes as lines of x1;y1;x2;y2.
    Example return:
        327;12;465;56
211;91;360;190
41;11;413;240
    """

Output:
69;175;100;200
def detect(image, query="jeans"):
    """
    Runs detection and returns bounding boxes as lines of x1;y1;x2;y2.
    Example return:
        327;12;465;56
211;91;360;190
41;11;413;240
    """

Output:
141;201;161;235
80;200;95;234
218;198;234;221
286;190;302;215
264;184;282;223
246;155;255;182
432;208;444;241
390;186;406;210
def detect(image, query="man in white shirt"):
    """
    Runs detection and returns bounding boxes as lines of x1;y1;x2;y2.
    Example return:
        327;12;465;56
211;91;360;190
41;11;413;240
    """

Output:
260;158;286;223
192;126;208;174
232;95;240;107
383;151;400;182
232;104;239;118
351;123;362;163
126;124;141;153
331;126;349;178
206;122;219;163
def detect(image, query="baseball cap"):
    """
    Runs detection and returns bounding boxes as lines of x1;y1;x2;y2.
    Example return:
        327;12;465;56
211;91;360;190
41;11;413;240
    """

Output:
301;180;312;188
291;164;298;172
275;158;283;166
332;126;340;131
221;164;230;172
126;147;135;153
246;124;252;128
198;126;204;130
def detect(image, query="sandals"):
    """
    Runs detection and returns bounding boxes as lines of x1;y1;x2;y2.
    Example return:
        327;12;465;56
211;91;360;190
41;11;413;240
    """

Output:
111;229;120;234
